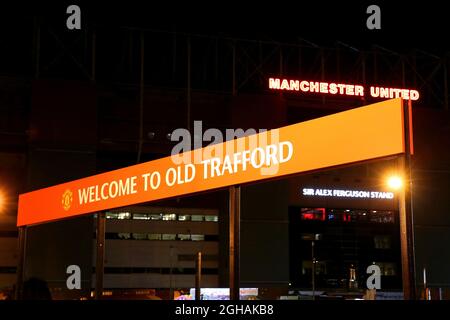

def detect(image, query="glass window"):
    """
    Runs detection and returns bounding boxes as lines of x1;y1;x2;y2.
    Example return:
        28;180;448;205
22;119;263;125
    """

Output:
162;234;176;241
191;215;204;222
204;215;218;222
162;213;177;221
117;212;131;220
178;234;191;241
148;234;161;240
301;260;327;275
191;234;205;241
133;213;149;220
178;215;191;221
374;235;391;249
374;262;397;276
369;211;395;224
301;208;326;221
118;233;131;240
353;210;368;222
204;235;219;241
149;214;162;220
325;209;370;222
106;212;119;219
132;233;147;240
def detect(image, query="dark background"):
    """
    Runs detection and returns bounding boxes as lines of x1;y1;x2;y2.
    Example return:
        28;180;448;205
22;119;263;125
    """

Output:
1;0;450;299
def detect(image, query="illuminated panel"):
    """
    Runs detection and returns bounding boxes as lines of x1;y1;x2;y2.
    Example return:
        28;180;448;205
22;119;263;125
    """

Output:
18;99;406;226
269;77;420;101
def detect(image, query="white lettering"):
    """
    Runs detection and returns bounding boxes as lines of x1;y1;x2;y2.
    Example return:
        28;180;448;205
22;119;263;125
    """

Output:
304;188;395;199
77;176;139;205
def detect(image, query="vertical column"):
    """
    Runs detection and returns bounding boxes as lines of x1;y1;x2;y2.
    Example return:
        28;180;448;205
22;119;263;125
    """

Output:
229;185;240;300
14;226;27;300
398;101;416;300
33;17;40;79
311;240;315;300
137;31;145;163
232;42;236;96
195;252;202;300
91;28;96;82
95;212;106;300
443;58;449;110
187;37;191;131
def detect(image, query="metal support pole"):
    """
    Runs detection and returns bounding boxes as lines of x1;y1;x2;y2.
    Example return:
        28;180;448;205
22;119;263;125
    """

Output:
136;32;145;163
298;46;302;77
361;52;366;104
279;48;283;98
195;252;202;300
33;17;40;79
336;48;340;82
413;52;417;88
443;58;449;110
398;101;416;300
373;50;378;83
128;30;134;75
232;42;236;96
321;49;325;104
401;56;406;88
279;48;283;76
311;240;315;300
95;212;106;300
423;267;430;300
169;245;174;300
14;226;27;300
187;37;191;131
229;185;240;300
172;27;177;78
215;38;219;82
91;29;96;81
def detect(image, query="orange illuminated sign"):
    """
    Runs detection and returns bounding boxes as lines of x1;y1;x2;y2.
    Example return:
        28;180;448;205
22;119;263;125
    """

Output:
18;99;408;226
269;77;420;100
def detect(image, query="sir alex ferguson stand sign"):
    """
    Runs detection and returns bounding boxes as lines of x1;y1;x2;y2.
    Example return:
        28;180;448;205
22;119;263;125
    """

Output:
18;98;409;226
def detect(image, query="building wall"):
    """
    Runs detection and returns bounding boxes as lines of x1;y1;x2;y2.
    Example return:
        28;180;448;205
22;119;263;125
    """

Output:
411;107;450;289
0;150;26;290
23;80;97;298
240;179;290;288
92;207;220;290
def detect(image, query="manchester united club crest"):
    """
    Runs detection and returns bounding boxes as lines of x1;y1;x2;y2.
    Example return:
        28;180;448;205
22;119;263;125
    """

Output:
62;189;73;211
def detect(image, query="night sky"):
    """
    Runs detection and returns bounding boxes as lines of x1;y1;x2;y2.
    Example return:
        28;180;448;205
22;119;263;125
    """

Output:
2;2;449;52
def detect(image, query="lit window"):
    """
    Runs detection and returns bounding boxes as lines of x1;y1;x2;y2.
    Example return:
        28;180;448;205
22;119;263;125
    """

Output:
300;208;326;221
118;233;131;240
106;212;119;219
369;211;395;224
118;212;131;220
374;262;397;276
162;213;177;221
133;213;149;220
178;215;191;221
132;233;147;240
162;234;176;241
178;234;191;241
374;235;391;249
204;215;218;222
191;234;205;241
191;215;204;222
148;234;161;240
149;214;162;221
301;260;327;275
